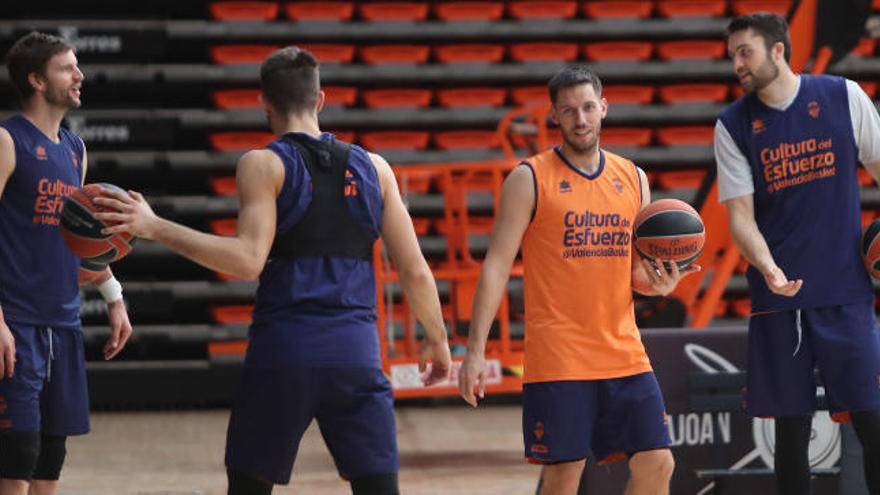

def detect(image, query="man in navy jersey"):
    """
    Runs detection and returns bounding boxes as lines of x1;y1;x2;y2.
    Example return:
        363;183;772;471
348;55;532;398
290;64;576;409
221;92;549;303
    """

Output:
95;46;452;495
716;13;880;495
0;32;133;495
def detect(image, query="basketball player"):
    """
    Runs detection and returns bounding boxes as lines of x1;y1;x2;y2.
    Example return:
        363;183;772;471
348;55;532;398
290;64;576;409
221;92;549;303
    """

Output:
458;65;698;495
94;46;452;495
716;13;880;495
0;32;133;495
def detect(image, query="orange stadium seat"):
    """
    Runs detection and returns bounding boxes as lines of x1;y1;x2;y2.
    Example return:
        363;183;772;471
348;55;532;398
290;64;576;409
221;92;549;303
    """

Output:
437;88;507;107
582;1;652;19
603;85;655;104
875;0;880;10
434;2;504;20
508;1;579;19
211;305;254;324
284;2;355;21
730;298;752;317
730;0;791;15
397;170;438;193
659;83;728;103
656;40;726;60
655;0;726;18
411;218;432;235
511;86;549;106
510;42;579;62
209;2;279;20
602;128;653;147
211;45;279;64
656;126;714;146
433;130;501;150
583;41;653;61
212;89;260;109
656;170;707;189
209;219;238;236
852;38;876;57
435;44;506;64
299;44;356;63
323;86;358;106
210;177;238;196
860;81;878;99
859;168;876;187
359;131;430;150
209;131;275;151
360;45;431;64
329;131;356;143
358;2;429;21
362;89;433;108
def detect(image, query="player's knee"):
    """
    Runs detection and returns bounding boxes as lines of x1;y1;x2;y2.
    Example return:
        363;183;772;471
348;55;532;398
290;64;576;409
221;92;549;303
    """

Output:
350;472;399;495
630;449;674;482
32;435;66;481
0;431;41;480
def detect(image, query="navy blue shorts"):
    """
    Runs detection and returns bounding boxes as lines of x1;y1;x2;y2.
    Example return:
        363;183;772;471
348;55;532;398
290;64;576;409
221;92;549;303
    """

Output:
225;366;398;485
746;302;880;419
0;324;90;435
522;372;671;464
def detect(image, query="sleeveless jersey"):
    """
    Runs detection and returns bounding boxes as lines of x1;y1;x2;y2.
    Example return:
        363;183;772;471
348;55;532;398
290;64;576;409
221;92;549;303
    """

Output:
248;132;385;368
719;75;872;312
0;115;83;326
521;147;651;383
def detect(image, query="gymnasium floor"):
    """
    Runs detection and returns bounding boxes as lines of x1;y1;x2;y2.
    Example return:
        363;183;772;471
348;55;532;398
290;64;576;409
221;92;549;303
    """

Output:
59;402;540;494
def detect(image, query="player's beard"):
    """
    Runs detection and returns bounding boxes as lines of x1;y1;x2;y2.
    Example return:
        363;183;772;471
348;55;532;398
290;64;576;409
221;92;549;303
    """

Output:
44;82;81;110
562;120;601;154
740;56;780;93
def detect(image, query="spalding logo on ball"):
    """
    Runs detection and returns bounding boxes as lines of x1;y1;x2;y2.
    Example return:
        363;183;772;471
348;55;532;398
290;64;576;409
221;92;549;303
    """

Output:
60;183;135;264
862;218;880;279
633;198;706;270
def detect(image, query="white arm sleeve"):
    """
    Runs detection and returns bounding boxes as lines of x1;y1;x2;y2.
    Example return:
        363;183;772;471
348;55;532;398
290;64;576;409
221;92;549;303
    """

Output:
714;120;754;202
846;79;880;164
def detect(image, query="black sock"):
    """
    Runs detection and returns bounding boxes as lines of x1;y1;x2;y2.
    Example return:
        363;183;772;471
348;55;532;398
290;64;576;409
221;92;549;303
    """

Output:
851;410;880;495
775;416;813;495
227;468;273;495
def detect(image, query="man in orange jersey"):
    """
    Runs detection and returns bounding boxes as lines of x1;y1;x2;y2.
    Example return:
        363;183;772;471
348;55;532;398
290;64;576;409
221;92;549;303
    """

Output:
459;65;698;495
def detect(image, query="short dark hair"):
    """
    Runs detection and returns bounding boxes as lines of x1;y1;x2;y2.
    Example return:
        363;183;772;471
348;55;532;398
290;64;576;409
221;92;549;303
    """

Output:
727;13;791;63
5;31;75;101
260;46;320;115
548;65;603;105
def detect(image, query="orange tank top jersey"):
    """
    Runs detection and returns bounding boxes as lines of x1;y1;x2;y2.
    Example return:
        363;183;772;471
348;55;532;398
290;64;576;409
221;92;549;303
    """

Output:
521;148;652;383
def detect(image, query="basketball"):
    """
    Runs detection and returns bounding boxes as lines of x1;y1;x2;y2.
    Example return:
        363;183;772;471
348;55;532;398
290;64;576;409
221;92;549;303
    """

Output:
862;218;880;279
633;198;705;269
60;183;135;264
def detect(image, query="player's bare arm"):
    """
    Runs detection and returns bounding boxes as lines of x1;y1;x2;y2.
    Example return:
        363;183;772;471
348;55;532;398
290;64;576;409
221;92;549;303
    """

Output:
459;164;534;407
95;149;283;280
0;127;15;378
726;194;802;296
371;152;451;386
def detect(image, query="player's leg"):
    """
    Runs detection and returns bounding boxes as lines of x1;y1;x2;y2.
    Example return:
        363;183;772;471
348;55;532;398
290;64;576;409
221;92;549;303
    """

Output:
850;409;880;495
626;449;674;495
314;367;399;495
591;372;673;495
224;365;317;494
0;325;51;494
745;311;817;494
522;381;597;495
34;326;89;495
806;303;880;495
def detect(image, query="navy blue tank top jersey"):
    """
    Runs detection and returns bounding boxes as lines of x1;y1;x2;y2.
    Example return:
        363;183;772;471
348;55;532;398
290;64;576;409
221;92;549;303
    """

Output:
0;115;84;326
249;132;384;368
719;75;873;312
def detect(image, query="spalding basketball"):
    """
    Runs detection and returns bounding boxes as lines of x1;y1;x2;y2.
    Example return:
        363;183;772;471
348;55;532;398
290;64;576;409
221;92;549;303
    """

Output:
60;183;135;264
633;198;705;269
862;218;880;279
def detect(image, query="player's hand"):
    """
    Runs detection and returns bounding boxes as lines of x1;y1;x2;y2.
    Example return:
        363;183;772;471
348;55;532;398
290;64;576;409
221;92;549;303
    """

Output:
93;189;160;240
763;265;802;297
641;258;701;296
418;338;452;387
104;299;132;360
0;320;15;379
458;350;487;407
